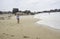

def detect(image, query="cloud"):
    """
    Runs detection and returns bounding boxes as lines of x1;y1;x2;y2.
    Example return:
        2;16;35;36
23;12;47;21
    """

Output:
0;0;60;11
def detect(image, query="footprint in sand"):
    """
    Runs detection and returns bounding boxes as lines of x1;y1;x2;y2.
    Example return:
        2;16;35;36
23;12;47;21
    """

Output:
23;36;30;38
0;33;15;39
0;33;8;39
2;33;5;34
2;33;15;37
2;33;9;36
11;35;15;37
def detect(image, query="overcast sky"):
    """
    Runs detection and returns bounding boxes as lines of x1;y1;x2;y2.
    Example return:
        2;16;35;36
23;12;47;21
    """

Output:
0;0;60;11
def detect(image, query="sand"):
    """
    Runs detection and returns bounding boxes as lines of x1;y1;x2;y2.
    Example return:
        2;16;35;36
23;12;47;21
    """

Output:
0;15;60;39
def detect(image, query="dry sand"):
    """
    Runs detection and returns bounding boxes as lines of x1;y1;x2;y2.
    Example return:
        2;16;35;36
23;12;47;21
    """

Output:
0;15;60;39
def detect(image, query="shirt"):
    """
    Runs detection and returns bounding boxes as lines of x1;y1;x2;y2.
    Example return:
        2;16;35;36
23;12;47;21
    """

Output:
16;15;19;19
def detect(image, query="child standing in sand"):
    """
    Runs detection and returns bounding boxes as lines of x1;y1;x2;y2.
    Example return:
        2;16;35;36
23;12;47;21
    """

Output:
16;14;20;24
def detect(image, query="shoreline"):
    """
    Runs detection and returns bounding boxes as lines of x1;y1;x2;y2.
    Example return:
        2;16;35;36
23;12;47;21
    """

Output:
35;23;60;32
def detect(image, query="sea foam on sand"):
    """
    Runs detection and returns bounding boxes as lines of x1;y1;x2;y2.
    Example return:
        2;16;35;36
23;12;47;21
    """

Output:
34;12;60;29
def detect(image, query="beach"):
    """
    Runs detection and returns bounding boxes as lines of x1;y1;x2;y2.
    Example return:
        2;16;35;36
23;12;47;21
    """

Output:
0;15;60;39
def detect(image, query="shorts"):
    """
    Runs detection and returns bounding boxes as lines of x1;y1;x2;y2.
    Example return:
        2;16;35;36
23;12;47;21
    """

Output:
17;18;19;20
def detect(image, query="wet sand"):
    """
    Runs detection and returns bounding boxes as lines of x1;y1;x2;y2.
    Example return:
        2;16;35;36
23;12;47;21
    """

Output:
0;15;60;39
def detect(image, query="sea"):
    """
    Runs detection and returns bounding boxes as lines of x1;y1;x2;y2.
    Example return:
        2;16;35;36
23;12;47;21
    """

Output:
34;12;60;30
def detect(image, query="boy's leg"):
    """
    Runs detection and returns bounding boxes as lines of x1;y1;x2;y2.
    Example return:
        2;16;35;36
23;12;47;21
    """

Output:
18;18;19;24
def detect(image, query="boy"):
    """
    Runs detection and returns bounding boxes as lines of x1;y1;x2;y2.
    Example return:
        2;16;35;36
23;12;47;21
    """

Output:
16;14;20;24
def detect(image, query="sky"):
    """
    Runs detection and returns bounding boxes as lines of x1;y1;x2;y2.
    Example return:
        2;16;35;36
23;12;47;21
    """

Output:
0;0;60;12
